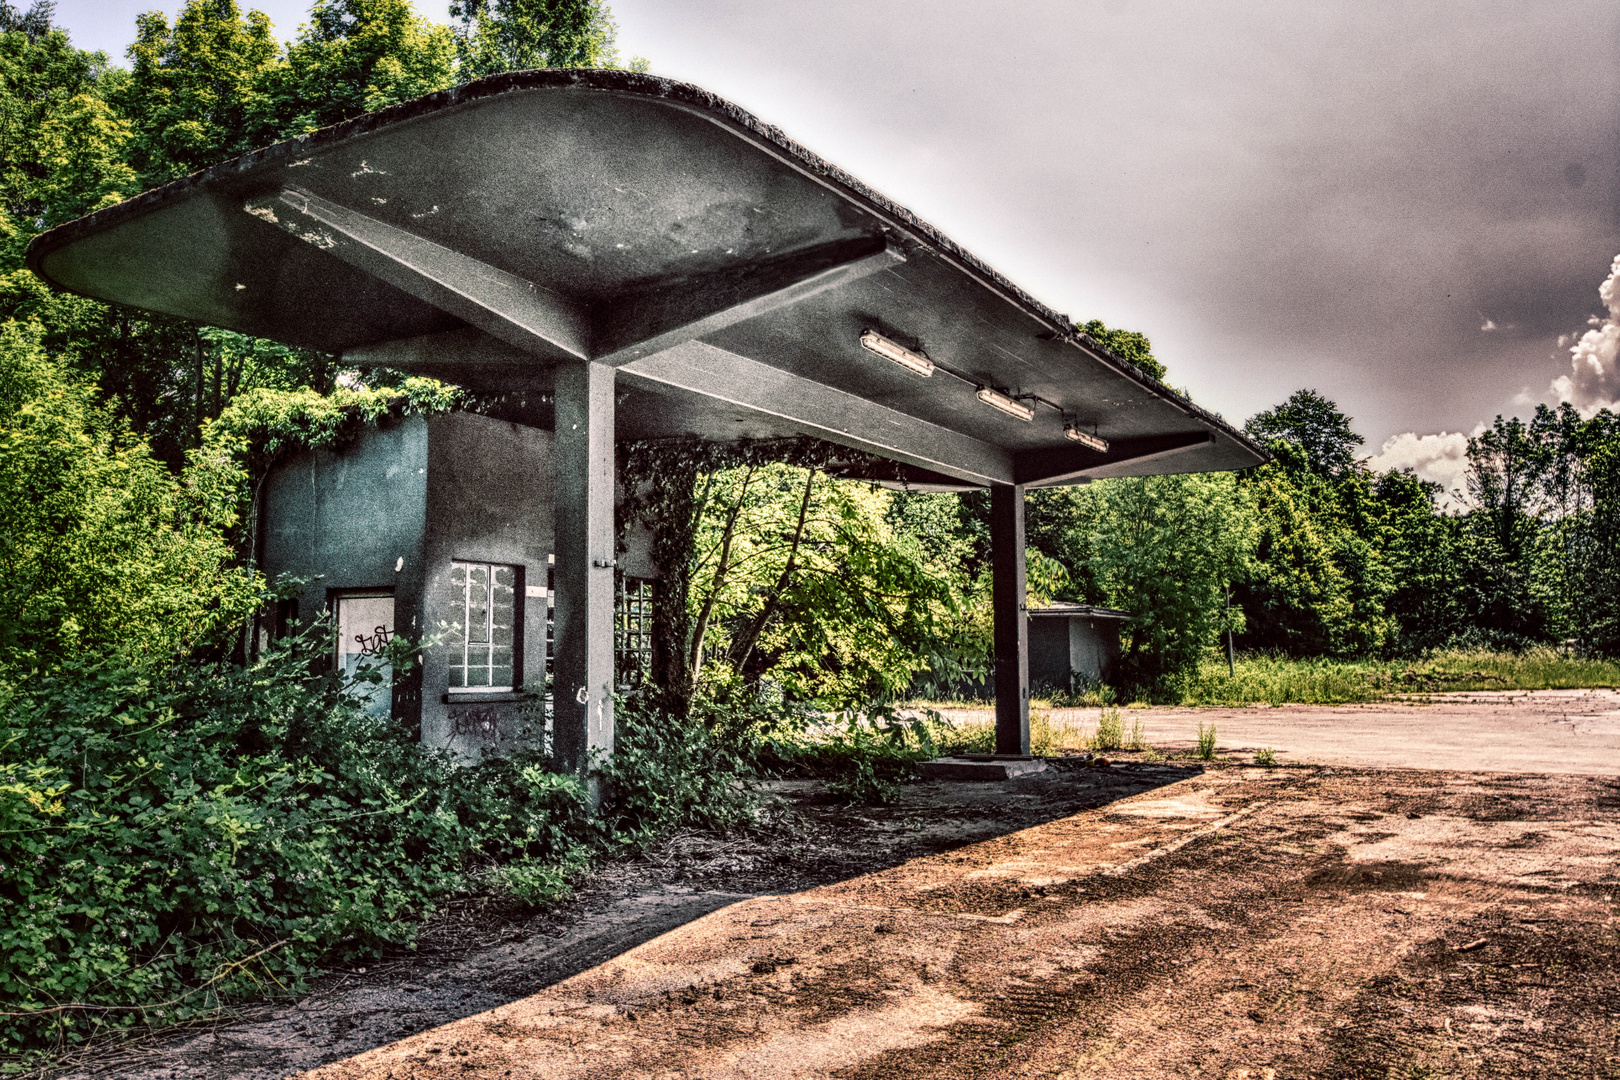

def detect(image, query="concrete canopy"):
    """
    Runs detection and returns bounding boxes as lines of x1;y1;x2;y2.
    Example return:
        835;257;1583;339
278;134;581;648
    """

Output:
26;70;1264;489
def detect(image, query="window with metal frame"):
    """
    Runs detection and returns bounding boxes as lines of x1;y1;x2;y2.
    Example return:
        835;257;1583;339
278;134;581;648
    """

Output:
445;562;518;691
616;577;654;684
333;591;394;718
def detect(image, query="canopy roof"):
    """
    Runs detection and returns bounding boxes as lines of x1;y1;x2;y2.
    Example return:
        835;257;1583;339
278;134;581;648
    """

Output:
27;70;1265;488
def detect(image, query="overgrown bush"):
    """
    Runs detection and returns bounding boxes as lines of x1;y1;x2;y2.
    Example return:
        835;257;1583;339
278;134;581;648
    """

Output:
761;704;944;804
0;625;591;1053
597;685;769;843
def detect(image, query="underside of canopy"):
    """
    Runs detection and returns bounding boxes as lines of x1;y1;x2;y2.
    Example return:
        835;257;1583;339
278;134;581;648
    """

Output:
27;69;1266;488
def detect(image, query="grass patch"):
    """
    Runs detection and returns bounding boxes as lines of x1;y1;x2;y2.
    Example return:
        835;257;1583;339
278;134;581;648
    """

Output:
933;709;1090;757
1092;706;1125;751
1175;647;1620;705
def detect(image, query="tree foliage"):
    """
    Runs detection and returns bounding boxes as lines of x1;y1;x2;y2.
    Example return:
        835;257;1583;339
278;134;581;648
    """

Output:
1036;474;1254;691
0;322;254;664
621;442;982;712
1081;318;1166;382
1245;389;1363;481
450;0;631;78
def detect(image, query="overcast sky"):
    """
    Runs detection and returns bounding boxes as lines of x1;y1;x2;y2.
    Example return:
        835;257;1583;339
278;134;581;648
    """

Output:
55;1;1620;483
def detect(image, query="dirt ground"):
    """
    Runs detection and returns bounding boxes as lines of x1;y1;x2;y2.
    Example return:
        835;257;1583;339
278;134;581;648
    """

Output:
52;761;1184;1080
49;696;1620;1079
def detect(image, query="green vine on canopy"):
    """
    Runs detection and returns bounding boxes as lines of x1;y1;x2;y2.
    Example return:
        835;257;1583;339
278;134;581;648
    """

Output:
204;377;464;477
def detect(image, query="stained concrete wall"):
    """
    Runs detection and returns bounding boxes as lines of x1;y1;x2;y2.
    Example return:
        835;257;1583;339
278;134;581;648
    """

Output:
260;409;656;761
261;414;429;655
419;411;553;759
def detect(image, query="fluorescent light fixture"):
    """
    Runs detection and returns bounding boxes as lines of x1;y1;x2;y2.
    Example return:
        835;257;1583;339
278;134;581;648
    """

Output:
859;330;934;376
976;386;1035;421
1064;425;1110;452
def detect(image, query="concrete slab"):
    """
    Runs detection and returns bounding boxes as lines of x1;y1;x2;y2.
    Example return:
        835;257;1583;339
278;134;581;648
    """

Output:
917;756;1048;781
940;689;1620;775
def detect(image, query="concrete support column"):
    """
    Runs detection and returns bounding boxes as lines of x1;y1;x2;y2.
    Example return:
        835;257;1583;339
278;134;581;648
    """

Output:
552;360;616;782
990;482;1029;755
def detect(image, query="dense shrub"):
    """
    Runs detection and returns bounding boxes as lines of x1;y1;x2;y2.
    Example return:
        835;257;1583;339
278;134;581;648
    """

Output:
0;626;591;1051
597;685;769;844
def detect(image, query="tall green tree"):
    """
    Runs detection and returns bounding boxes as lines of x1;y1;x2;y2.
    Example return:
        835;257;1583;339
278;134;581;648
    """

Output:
1237;391;1397;656
450;0;631;78
1083;472;1254;691
0;320;255;663
118;0;283;186
0;2;120;236
1373;468;1464;653
672;461;974;707
1245;389;1362;481
275;0;456;134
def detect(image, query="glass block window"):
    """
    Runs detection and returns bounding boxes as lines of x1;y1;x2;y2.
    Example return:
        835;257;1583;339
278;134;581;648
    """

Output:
617;577;654;684
446;562;517;691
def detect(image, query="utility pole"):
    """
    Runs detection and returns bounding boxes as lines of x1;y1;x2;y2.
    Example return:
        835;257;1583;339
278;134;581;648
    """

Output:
1225;586;1236;677
193;333;205;446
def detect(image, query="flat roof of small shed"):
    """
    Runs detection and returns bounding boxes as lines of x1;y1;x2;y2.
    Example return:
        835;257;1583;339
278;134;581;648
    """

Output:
1028;603;1133;620
26;69;1265;488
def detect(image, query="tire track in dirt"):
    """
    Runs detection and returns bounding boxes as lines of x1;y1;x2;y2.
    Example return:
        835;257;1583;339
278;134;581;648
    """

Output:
185;768;1620;1079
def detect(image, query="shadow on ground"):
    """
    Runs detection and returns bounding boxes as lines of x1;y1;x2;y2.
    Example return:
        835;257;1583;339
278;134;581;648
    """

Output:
52;759;1198;1080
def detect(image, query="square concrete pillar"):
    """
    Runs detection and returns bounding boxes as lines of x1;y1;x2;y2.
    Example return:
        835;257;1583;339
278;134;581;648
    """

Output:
991;482;1029;755
551;360;616;781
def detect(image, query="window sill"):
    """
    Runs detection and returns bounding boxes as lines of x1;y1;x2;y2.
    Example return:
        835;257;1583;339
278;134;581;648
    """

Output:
442;691;528;704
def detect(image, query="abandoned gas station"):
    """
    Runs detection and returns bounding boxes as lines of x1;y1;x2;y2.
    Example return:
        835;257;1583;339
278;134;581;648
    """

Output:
27;70;1265;773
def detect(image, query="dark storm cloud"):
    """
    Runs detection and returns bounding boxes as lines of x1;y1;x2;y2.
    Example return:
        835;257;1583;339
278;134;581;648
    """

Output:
615;0;1620;443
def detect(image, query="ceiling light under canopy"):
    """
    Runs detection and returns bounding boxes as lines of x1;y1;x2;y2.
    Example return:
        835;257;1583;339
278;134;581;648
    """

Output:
976;386;1035;422
859;330;934;377
1064;425;1109;452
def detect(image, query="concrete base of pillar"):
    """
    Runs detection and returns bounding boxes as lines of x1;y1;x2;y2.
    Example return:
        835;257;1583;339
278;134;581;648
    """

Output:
917;755;1048;781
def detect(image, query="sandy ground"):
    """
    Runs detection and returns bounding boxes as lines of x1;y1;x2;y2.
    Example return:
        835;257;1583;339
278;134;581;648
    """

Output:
53;763;1195;1079
285;764;1620;1080
47;691;1620;1079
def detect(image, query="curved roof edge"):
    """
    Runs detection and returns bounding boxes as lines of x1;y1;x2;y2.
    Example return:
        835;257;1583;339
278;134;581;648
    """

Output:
24;67;1266;463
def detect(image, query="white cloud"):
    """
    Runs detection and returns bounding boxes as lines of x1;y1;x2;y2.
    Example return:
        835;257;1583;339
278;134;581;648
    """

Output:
1366;430;1472;507
1550;253;1620;416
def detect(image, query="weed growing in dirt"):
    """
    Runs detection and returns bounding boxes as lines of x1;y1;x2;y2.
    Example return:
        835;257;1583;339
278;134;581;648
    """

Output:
1196;721;1218;761
1040;678;1118;708
763;703;943;804
488;845;591;909
1253;747;1278;766
1091;706;1126;751
1126;715;1149;750
923;709;1078;757
600;686;770;841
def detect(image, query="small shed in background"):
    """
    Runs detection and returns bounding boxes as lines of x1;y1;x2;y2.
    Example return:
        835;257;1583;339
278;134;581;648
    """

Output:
1027;602;1131;691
